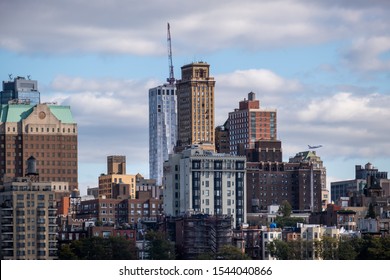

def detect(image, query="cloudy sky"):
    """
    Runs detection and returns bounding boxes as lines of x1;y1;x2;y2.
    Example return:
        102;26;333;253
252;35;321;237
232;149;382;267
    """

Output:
1;0;389;195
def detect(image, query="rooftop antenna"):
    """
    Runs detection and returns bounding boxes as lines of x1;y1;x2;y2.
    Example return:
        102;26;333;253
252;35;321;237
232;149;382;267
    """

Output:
27;75;31;80
166;22;175;85
8;74;13;80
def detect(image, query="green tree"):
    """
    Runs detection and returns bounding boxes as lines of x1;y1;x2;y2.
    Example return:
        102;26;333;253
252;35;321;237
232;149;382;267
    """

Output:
279;200;292;217
146;230;175;260
216;245;251;260
321;236;339;260
57;244;78;260
365;203;376;219
110;236;139;259
275;216;305;228
58;236;138;260
196;251;215;260
268;239;303;260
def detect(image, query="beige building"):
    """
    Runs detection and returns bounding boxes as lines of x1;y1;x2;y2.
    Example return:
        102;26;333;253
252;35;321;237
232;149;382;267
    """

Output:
98;156;136;199
175;62;216;151
0;177;58;260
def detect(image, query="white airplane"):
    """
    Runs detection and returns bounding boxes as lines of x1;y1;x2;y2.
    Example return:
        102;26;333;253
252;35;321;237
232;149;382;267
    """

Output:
308;145;323;149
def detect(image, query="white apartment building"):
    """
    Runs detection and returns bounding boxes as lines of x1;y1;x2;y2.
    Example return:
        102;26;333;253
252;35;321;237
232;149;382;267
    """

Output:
163;145;247;228
148;84;177;186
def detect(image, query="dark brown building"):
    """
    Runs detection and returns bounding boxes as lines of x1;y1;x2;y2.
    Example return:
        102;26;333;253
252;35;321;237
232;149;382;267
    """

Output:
246;148;327;213
0;103;78;190
215;123;230;154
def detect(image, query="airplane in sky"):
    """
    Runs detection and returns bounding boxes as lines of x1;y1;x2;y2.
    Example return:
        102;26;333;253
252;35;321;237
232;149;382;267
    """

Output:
308;145;323;149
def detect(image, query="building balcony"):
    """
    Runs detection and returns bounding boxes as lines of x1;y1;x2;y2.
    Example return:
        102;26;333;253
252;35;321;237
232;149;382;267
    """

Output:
2;244;14;250
1;236;13;242
1;219;14;226
2;251;15;258
1;226;14;233
48;210;56;216
0;212;13;219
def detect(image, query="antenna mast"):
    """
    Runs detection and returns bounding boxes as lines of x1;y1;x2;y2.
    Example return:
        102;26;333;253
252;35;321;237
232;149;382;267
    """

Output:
167;22;175;85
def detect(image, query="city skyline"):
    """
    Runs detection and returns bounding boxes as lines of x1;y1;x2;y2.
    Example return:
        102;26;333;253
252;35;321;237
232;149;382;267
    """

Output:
1;0;389;194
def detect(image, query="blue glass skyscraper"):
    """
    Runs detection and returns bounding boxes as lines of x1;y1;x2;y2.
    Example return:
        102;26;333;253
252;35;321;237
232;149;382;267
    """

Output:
1;76;40;105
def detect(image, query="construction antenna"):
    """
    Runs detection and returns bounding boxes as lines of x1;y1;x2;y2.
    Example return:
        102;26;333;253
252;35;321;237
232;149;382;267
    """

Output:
167;22;175;85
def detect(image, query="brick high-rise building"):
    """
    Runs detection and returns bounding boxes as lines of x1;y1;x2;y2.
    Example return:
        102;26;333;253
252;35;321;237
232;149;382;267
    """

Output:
227;92;277;155
0;103;78;190
175;62;215;151
246;149;327;213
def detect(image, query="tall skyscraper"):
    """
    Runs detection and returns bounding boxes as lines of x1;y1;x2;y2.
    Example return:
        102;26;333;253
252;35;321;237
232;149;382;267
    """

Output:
227;92;277;155
1;76;40;105
148;84;177;186
0;103;78;190
175;62;216;151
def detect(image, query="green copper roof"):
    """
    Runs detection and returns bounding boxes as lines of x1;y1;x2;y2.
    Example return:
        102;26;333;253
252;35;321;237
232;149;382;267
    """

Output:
0;104;34;122
0;104;75;124
48;105;75;124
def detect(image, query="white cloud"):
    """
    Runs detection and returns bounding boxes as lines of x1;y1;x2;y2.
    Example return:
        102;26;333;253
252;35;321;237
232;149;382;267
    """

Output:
281;92;390;160
1;0;389;55
216;69;302;93
297;92;390;124
46;76;150;126
343;36;390;72
42;76;151;180
214;69;302;125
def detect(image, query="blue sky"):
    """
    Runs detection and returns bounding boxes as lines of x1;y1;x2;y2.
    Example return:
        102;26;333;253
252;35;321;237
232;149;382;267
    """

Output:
1;0;389;195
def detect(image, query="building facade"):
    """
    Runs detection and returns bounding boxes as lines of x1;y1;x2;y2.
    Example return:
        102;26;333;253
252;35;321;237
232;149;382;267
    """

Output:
175;62;215;151
227;92;277;155
175;214;233;259
77;190;163;227
107;155;126;175
331;162;389;203
0;103;78;190
98;155;138;199
0;177;58;260
246;149;327;213
149;84;177;186
163;146;247;228
215;123;229;154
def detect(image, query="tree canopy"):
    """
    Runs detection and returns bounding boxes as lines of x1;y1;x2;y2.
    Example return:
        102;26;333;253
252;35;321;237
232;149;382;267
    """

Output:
279;200;292;217
58;236;138;260
145;230;176;260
